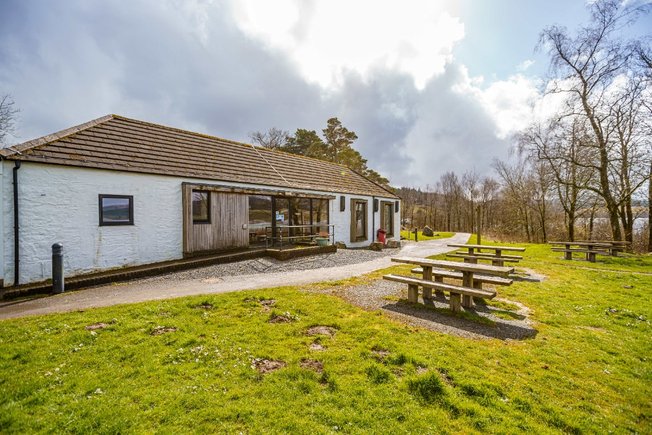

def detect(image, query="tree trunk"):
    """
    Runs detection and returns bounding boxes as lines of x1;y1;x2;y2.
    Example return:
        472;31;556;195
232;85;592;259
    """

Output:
648;159;652;252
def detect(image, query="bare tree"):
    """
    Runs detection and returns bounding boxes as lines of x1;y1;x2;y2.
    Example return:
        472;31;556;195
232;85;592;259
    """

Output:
249;127;290;149
539;0;650;240
519;118;595;240
0;94;19;146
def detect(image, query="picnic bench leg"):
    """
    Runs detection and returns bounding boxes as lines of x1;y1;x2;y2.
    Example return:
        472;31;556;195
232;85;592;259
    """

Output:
422;266;433;300
407;284;418;303
463;257;478;264
434;276;445;297
588;252;596;263
461;272;474;308
564;251;572;260
449;293;461;312
491;259;504;267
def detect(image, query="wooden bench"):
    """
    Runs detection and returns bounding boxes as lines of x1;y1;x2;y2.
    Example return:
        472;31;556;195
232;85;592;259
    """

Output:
447;253;521;266
574;240;631;256
383;274;496;312
446;244;526;267
410;267;512;288
549;241;612;262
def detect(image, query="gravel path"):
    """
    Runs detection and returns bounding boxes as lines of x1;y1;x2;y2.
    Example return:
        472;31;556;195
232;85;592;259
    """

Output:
135;247;401;283
0;233;471;319
313;279;537;341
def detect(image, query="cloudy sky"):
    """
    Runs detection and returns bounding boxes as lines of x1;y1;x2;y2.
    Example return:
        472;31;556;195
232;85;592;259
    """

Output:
0;0;649;187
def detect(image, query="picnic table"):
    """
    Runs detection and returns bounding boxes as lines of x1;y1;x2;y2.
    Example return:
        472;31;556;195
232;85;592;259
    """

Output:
574;240;631;256
446;243;526;267
548;241;611;262
384;256;514;312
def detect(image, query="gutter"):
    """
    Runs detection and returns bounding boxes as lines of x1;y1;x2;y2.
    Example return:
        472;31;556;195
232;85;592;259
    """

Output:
13;161;20;285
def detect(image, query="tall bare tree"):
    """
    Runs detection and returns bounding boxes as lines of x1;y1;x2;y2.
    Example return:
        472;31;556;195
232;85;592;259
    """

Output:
0;94;19;146
539;0;650;240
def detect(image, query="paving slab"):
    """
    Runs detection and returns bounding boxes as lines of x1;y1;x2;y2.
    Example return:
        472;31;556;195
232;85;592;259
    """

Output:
0;233;470;319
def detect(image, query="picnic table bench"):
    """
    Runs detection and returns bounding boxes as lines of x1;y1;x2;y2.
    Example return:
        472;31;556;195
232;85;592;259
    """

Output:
549;241;612;262
574;240;631;256
385;257;514;312
446;244;526;267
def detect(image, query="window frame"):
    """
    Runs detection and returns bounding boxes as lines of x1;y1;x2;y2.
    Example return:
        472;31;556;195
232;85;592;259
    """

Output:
350;199;368;242
192;190;211;224
98;194;134;226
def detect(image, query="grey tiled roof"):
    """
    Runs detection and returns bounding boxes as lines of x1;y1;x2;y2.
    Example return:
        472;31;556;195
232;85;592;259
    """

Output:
1;115;397;198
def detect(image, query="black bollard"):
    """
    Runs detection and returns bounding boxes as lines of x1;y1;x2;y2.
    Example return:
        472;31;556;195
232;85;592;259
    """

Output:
52;243;64;294
413;228;418;242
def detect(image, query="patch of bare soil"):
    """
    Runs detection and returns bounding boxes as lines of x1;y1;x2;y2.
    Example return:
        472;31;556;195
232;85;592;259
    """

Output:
194;303;213;310
306;326;337;337
371;348;391;361
513;268;546;282
309;342;327;351
268;314;294;323
85;322;109;331
260;299;276;307
251;358;286;374
300;359;324;373
150;326;177;336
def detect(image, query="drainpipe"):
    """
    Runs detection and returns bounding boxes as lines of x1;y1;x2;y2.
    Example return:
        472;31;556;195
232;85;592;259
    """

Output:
13;161;20;285
371;196;376;243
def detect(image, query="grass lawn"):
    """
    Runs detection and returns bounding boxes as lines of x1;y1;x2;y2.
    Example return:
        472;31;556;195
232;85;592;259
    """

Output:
1;244;651;433
399;230;455;241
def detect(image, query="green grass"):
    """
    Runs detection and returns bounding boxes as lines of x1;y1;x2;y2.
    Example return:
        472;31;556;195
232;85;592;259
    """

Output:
400;230;455;241
0;243;651;433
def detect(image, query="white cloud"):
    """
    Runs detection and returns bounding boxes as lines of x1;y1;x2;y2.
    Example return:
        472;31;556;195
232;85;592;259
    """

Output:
516;59;535;72
229;0;465;90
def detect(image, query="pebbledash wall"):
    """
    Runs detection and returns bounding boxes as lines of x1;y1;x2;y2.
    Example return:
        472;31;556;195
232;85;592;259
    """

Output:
0;161;400;287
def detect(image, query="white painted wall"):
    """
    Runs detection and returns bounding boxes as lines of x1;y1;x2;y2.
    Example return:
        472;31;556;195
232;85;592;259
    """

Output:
0;162;4;286
2;161;400;286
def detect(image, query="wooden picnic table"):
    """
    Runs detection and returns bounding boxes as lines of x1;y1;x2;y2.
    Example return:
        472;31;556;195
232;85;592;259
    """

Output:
574;240;631;256
386;256;514;312
447;243;526;267
548;241;611;262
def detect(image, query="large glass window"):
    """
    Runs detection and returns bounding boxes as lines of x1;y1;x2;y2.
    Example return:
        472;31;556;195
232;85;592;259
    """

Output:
192;190;210;224
274;198;290;239
351;199;368;241
291;198;312;237
249;195;272;244
99;194;133;226
313;198;329;233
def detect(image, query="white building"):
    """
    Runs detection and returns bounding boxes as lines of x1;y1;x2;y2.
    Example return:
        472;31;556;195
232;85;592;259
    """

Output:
0;115;400;287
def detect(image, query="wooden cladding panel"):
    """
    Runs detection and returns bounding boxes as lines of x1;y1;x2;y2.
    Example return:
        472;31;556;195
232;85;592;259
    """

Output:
183;185;249;254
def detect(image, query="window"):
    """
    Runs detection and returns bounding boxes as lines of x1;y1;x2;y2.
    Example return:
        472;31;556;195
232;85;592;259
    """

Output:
99;195;133;226
350;199;368;242
381;201;394;237
192;190;210;223
248;195;272;244
312;198;329;233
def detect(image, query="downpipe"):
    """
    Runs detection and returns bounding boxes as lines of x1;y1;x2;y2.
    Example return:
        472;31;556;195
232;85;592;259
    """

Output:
13;161;21;285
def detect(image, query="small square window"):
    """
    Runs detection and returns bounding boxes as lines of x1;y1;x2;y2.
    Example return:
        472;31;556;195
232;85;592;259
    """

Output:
99;195;133;226
192;190;210;223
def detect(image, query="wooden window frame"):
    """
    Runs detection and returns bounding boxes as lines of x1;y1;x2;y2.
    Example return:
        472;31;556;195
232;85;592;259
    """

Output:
98;194;134;226
350;199;368;242
192;190;211;224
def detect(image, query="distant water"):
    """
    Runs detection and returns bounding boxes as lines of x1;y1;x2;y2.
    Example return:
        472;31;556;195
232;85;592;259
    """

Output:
577;217;648;232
